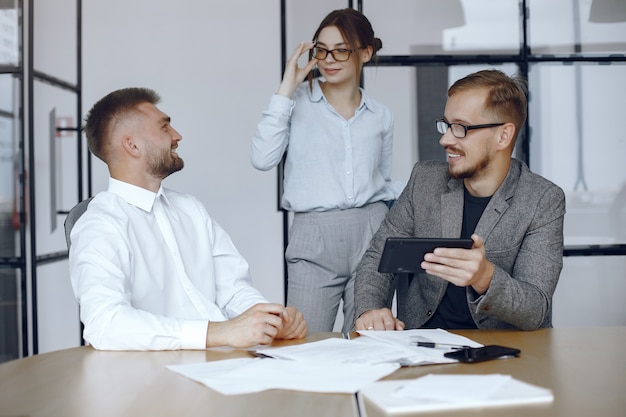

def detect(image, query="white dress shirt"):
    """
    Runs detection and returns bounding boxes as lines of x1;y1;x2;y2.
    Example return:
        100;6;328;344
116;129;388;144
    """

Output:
251;79;404;212
69;178;268;350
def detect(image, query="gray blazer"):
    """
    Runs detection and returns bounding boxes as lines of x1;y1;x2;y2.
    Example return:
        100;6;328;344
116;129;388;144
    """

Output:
354;158;566;330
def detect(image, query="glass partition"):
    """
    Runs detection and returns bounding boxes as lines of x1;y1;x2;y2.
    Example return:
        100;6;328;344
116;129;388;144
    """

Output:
364;0;521;55
1;0;83;361
0;94;20;359
528;63;626;246
0;267;20;363
0;2;19;66
529;0;626;56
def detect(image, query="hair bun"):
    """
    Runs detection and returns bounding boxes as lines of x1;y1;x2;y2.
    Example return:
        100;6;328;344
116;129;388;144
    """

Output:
373;37;383;53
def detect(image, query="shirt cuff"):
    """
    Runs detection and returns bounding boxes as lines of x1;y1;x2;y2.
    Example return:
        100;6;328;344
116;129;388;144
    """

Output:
180;319;209;349
269;93;295;115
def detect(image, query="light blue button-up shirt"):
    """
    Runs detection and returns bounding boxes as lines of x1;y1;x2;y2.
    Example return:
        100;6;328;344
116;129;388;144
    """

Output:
251;79;403;212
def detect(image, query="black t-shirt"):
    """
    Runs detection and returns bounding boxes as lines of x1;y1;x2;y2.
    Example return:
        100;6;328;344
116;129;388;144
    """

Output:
423;187;491;329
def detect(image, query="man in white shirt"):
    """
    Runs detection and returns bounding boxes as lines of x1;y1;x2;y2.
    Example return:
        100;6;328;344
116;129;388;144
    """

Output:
70;87;307;350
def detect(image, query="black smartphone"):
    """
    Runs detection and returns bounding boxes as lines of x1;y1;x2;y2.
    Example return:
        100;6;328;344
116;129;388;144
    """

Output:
378;237;473;274
444;345;521;363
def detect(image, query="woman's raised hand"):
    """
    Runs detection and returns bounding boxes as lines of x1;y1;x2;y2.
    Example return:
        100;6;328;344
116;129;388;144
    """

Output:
277;42;318;98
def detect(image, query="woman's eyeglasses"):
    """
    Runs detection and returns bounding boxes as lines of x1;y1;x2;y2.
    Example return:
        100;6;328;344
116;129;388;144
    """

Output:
312;46;353;62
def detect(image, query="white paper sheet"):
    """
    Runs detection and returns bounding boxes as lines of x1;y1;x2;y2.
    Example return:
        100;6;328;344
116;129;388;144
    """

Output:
395;374;512;401
359;374;554;414
255;329;483;366
255;337;418;365
358;328;483;349
166;330;486;395
357;328;484;365
167;357;400;395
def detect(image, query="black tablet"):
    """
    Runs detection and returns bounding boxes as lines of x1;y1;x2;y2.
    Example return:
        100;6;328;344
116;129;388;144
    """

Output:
377;237;473;274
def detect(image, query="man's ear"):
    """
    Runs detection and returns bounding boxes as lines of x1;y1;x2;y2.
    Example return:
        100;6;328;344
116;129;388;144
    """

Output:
497;123;516;150
121;135;141;157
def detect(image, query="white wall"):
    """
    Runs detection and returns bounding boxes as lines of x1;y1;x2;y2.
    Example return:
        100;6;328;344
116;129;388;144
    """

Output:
83;1;286;303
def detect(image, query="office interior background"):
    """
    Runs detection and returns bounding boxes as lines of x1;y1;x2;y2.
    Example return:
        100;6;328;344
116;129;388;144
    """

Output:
0;0;624;363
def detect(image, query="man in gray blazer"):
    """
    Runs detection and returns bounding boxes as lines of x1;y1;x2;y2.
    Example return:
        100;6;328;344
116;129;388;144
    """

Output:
354;69;565;331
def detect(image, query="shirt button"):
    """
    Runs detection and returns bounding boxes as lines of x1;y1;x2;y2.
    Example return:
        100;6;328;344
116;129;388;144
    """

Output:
347;171;352;175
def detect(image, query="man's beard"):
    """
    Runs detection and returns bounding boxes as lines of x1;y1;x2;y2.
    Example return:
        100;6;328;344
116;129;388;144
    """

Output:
447;149;490;180
147;146;185;179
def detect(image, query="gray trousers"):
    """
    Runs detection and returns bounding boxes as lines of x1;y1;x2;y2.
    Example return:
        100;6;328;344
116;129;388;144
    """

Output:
285;202;388;333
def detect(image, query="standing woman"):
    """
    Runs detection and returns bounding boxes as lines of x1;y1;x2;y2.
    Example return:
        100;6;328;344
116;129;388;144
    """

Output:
251;9;402;333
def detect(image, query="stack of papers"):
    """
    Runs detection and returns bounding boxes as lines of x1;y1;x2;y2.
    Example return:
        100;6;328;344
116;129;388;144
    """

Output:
359;374;554;413
255;328;482;366
167;329;545;399
167;357;399;395
356;328;483;365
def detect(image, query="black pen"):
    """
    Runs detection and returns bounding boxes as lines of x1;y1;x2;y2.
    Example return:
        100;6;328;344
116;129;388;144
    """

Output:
250;351;274;359
416;342;471;350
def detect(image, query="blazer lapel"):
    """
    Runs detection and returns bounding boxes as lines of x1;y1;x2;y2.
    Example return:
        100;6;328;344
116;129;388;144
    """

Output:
475;160;522;241
441;178;464;238
475;195;509;241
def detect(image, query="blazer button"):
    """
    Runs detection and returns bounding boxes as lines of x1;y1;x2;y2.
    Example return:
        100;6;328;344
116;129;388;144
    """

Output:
427;310;433;316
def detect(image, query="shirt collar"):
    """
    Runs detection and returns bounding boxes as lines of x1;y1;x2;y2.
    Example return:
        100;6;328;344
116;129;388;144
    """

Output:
309;78;375;113
108;177;166;212
309;79;325;102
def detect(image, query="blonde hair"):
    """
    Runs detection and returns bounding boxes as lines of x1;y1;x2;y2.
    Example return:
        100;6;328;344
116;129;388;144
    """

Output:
449;69;527;145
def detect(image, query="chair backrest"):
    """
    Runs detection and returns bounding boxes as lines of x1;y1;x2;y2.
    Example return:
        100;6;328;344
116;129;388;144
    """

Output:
64;197;94;250
394;273;413;323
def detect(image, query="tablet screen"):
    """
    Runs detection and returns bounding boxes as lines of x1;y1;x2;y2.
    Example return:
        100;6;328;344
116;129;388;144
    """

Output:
377;237;473;274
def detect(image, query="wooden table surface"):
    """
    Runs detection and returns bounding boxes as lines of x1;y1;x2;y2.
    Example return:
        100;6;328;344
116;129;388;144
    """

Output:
364;327;626;417
1;327;624;417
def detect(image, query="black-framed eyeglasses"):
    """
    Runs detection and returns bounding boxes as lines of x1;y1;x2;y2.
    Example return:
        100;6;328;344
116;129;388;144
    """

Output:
312;46;353;62
436;118;505;139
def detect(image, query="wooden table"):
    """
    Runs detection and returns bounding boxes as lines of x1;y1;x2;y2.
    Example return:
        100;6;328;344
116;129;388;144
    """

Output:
0;333;357;417
364;327;626;417
0;328;624;417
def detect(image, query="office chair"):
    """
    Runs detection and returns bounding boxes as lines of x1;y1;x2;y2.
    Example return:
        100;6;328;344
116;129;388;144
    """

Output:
64;197;94;347
64;197;94;250
394;273;413;324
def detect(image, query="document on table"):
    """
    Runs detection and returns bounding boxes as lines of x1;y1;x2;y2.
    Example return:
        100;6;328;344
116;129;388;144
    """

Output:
359;328;483;365
255;336;417;365
256;329;482;366
167;330;483;395
359;374;554;413
357;328;482;349
167;357;399;395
